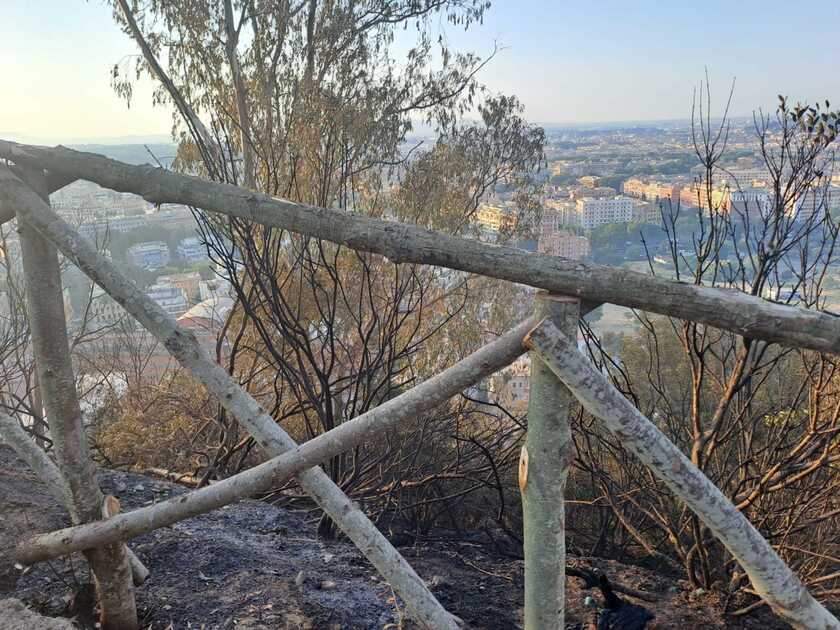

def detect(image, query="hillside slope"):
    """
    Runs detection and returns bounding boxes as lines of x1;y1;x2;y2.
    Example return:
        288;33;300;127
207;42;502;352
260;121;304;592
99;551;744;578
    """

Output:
0;446;791;629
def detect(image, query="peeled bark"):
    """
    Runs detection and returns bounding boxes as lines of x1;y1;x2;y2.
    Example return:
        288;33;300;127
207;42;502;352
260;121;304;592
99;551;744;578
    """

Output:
1;140;840;356
521;295;579;629
15;178;137;629
525;318;840;630
1;166;458;630
15;317;532;564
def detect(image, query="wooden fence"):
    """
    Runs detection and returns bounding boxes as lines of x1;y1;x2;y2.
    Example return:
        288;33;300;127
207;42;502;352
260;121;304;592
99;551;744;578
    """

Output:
0;140;838;629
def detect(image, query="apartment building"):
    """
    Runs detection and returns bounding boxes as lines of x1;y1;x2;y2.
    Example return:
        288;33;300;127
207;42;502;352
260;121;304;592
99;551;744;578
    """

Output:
542;200;579;230
575;196;634;229
622;178;682;203
145;281;188;317
176;236;207;262
127;241;171;270
538;230;591;260
475;203;517;233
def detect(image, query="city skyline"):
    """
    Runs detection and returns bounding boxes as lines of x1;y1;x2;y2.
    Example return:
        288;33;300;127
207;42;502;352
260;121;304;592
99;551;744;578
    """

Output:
2;0;839;142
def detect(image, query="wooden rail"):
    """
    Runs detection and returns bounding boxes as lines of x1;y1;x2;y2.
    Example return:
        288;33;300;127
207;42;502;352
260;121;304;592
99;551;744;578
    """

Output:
1;149;839;630
2;140;840;356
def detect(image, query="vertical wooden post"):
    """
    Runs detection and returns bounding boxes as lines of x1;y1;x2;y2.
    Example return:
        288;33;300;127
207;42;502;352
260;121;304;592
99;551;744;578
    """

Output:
521;292;579;629
16;172;137;630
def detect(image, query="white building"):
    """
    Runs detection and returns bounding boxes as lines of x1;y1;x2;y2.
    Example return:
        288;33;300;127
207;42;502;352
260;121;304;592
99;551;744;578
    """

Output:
575;196;634;229
199;277;235;301
145;281;188;317
728;188;772;217
177;236;207;262
127;241;171;270
794;186;840;222
538;230;590;260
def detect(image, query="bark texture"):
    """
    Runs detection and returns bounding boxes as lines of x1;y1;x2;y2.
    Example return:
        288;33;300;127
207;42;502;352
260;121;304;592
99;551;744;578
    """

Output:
0;411;69;504
1;166;458;630
525;318;840;630
15;317;532;563
0;412;149;585
1;140;839;355
521;295;579;629
15;178;137;629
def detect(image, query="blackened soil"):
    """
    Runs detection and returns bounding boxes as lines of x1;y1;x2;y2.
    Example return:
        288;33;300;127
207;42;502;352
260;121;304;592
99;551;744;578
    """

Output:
0;447;818;628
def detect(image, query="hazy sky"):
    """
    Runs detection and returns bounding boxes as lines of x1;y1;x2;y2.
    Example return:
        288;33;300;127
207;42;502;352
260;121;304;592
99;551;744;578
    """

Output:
3;0;839;142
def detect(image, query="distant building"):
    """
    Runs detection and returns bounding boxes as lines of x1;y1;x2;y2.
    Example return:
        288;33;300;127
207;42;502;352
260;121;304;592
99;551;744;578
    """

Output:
177;296;234;353
127;241;170;270
575;196;634;229
491;355;531;413
632;200;661;224
78;215;149;240
156;272;202;304
728;188;772;216
176;236;207;262
680;183;772;216
794;186;840;222
679;182;729;212
716;167;773;188
542;200;578;229
199;277;234;301
578;175;600;187
623;178;682;204
569;186;617;200
538;230;590;260
145;281;188;317
475;203;517;233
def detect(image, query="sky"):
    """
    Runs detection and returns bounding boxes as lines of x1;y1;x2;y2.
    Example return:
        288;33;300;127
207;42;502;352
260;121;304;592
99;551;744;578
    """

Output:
2;0;839;142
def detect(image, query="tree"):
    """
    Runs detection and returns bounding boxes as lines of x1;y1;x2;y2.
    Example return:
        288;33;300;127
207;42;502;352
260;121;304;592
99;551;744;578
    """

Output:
573;80;840;611
108;0;545;538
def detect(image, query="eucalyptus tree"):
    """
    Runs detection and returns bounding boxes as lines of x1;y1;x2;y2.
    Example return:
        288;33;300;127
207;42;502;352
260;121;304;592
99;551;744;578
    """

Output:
109;0;545;534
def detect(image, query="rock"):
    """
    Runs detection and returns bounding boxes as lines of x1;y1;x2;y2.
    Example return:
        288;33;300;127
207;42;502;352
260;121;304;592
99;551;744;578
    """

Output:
294;570;305;587
428;574;447;588
319;579;337;590
0;598;75;630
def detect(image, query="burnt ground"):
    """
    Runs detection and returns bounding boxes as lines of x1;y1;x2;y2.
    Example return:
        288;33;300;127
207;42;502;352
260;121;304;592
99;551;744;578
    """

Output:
0;445;818;629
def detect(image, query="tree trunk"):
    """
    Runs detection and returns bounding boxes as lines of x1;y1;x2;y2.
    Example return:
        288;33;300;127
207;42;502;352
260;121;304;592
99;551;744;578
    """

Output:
0;411;149;585
15;173;137;630
521;294;578;629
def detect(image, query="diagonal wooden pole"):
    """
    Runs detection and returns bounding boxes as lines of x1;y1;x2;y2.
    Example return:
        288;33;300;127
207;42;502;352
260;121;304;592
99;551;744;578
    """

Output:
525;318;840;630
13;317;533;564
0;165;459;630
521;293;579;629
14;171;137;629
0;412;149;585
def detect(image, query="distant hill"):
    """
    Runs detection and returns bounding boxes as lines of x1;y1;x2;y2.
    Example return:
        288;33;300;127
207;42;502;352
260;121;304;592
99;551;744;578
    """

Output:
68;143;177;167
